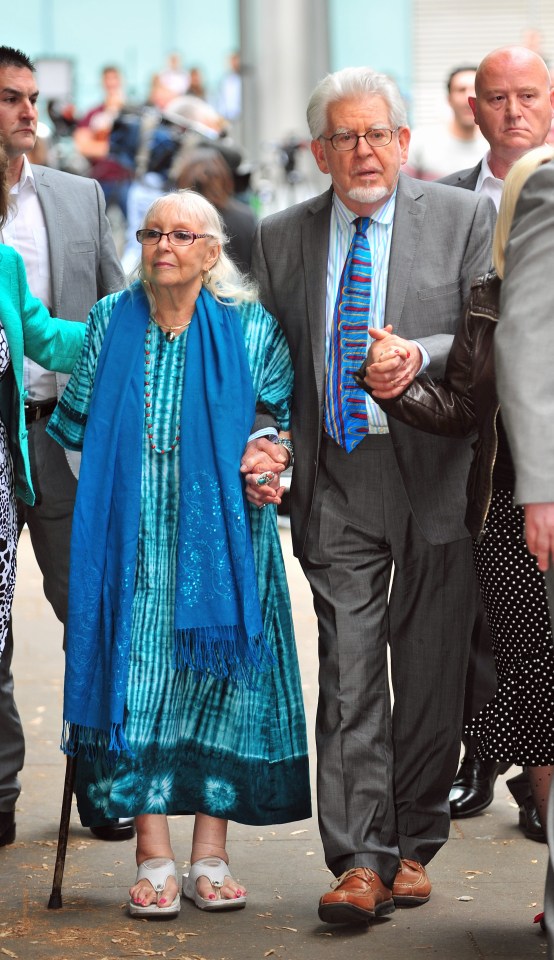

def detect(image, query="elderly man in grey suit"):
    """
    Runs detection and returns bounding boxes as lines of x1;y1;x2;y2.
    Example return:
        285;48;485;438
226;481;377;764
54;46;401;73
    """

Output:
496;158;554;957
0;45;127;848
244;66;495;924
440;46;554;827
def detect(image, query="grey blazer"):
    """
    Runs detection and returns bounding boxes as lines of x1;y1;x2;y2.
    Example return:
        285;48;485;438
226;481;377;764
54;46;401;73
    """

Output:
252;173;496;557
32;165;125;473
496;160;554;506
440;162;483;191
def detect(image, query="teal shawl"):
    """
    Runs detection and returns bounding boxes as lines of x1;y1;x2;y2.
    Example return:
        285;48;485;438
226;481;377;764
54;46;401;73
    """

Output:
62;281;272;758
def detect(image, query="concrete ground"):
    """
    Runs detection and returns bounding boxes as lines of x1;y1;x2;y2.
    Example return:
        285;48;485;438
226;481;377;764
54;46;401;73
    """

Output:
0;527;548;959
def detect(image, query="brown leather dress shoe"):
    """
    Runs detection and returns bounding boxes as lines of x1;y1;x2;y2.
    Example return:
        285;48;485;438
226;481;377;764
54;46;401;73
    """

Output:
318;867;395;924
392;859;431;906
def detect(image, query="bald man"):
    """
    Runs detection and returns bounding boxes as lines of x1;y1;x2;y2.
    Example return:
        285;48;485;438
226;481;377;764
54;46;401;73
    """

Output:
444;45;554;195
442;45;554;827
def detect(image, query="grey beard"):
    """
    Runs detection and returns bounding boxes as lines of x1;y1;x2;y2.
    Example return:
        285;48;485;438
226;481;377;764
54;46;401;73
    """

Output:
347;185;390;204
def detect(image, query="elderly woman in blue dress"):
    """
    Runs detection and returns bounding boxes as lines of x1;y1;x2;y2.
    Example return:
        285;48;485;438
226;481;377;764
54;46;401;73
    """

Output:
47;189;310;918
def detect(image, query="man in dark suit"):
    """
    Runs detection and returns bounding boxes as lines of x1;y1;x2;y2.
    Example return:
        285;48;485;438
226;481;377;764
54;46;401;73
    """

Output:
443;45;552;195
0;46;129;847
440;45;554;828
244;66;494;924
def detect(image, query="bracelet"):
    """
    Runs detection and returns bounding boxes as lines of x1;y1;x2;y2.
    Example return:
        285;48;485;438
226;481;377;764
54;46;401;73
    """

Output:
273;437;294;468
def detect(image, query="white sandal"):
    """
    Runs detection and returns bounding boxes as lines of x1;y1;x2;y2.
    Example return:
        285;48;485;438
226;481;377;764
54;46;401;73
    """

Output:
182;856;247;911
129;857;181;918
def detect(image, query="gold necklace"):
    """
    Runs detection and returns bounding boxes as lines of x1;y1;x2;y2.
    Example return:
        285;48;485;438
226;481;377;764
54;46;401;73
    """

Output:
152;314;192;342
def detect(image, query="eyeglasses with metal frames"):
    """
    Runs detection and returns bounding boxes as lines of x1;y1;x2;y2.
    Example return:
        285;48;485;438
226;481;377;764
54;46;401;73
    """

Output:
136;229;215;246
321;127;399;152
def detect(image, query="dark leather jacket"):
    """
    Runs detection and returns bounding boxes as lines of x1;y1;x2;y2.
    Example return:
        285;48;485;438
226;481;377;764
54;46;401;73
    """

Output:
370;272;504;539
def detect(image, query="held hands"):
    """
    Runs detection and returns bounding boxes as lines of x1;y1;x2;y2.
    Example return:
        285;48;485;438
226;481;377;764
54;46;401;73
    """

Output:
240;436;290;508
524;503;554;572
363;325;422;399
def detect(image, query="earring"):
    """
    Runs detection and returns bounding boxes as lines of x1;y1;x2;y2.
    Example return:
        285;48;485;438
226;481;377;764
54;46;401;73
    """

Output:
202;268;212;285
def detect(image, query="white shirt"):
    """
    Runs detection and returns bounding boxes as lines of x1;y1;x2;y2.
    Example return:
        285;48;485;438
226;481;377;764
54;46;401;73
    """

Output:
1;155;57;401
475;152;503;212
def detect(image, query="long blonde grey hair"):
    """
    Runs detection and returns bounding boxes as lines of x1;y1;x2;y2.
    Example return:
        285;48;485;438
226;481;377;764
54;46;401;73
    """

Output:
492;144;554;279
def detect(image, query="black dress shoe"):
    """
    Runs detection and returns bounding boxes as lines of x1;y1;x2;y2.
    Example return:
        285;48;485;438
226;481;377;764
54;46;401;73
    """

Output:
89;818;135;841
0;810;16;847
517;796;546;843
449;756;510;819
506;769;547;842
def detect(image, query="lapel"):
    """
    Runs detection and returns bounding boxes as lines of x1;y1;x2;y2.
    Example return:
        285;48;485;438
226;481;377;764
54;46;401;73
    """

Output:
32;165;64;313
455;163;482;191
301;188;332;407
440;162;482;191
385;173;425;332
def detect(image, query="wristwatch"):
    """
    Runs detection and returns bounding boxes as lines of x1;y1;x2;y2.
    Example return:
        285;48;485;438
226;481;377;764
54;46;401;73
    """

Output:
273;436;294;468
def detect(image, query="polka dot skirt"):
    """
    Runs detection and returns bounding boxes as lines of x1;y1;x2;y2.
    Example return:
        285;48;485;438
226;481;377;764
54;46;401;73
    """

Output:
467;488;554;765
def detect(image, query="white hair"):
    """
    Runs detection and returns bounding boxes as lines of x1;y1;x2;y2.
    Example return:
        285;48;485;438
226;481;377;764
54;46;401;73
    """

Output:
307;67;408;139
137;189;258;304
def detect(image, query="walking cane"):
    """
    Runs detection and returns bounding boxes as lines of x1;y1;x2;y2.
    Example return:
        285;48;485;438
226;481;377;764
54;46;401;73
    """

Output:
48;753;77;909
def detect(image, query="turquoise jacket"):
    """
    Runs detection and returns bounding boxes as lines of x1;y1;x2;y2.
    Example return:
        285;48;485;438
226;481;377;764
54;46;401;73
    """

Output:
0;244;85;505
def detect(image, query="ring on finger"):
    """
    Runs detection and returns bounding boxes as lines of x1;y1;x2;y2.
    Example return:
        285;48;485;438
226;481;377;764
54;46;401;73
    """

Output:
256;471;275;486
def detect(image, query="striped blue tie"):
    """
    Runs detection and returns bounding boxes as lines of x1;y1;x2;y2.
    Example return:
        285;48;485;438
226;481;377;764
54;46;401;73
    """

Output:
325;217;371;451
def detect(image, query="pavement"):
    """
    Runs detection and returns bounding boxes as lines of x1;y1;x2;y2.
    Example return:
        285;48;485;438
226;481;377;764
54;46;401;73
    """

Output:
0;526;549;959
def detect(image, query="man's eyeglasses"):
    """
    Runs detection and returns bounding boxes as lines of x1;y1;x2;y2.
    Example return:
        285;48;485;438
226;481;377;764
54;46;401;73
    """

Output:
136;229;214;246
321;128;399;152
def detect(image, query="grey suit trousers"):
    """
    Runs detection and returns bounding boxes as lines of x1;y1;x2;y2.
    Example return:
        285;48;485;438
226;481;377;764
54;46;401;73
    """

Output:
301;433;479;887
0;416;76;811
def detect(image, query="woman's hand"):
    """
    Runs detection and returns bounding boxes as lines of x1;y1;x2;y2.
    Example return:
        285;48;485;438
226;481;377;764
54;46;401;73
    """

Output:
363;325;421;399
524;503;554;572
241;437;289;508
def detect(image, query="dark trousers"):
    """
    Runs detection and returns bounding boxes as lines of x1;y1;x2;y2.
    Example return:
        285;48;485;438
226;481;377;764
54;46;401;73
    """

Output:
0;417;76;812
462;608;498;753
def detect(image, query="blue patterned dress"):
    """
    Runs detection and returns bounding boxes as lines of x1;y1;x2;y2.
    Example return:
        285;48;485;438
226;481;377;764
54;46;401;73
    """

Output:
49;292;311;826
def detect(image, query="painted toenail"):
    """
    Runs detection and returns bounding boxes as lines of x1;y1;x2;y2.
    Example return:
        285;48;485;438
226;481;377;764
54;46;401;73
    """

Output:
208;893;216;899
159;898;166;905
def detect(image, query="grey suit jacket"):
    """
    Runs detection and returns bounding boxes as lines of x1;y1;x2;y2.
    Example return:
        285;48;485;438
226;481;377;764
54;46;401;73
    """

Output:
252;173;496;557
32;165;124;323
32;164;124;473
496;160;554;506
440;162;483;191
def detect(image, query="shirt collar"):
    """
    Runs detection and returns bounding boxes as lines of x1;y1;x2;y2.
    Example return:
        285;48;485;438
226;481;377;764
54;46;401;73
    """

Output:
10;154;37;195
333;188;397;228
476;152;503;189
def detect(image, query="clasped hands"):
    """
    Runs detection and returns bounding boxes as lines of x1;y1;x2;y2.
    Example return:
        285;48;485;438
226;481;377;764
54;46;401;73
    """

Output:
361;325;421;399
241;436;291;508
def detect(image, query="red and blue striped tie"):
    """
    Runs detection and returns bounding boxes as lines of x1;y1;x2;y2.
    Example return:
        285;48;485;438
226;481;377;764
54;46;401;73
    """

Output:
325;216;371;451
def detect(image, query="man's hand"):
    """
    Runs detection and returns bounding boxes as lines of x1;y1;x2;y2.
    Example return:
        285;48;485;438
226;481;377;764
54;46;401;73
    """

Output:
524;502;554;572
241;437;290;508
362;325;422;400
